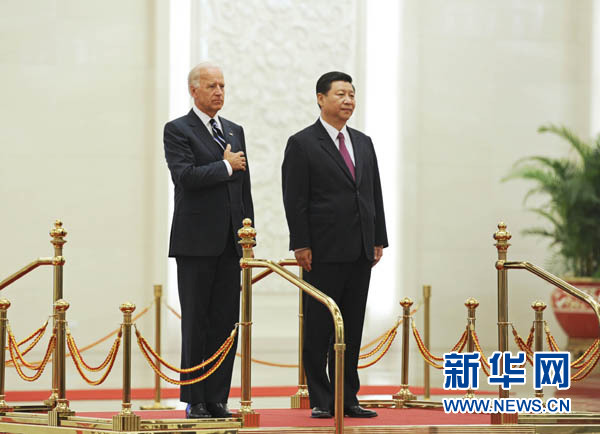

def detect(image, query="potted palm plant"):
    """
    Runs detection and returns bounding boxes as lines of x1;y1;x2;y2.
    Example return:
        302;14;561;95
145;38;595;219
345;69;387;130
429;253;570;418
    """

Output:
503;124;600;352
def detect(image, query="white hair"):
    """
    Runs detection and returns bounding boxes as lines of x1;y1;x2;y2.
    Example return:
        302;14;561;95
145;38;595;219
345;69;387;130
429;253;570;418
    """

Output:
188;62;222;91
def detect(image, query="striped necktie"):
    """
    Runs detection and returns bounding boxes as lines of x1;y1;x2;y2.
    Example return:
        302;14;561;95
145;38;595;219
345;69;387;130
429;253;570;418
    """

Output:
209;118;226;150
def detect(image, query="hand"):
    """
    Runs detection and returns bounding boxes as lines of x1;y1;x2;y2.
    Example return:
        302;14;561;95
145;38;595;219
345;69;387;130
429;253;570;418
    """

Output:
224;144;246;171
295;248;312;272
372;246;383;267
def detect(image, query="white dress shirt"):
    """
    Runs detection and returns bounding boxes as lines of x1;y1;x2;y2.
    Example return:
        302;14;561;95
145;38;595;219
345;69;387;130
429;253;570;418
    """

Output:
192;105;233;176
319;116;355;164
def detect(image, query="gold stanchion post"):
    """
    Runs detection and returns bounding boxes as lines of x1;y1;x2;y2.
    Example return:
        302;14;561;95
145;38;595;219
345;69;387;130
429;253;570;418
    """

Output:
291;267;310;409
238;219;259;427
141;285;174;410
0;299;11;413
393;297;416;405
532;300;546;400
48;299;74;426
492;222;517;424
113;302;140;431
46;220;67;407
423;285;431;400
464;297;479;399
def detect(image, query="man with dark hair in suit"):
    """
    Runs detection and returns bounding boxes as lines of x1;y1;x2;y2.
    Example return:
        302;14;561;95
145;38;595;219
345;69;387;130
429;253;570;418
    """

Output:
164;62;254;419
282;71;388;419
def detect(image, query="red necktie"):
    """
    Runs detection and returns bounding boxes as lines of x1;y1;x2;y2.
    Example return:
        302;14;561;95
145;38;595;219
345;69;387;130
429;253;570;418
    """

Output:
337;132;355;180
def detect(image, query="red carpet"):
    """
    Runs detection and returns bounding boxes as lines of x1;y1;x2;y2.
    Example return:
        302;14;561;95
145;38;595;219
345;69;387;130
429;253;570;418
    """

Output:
76;408;491;427
5;385;495;402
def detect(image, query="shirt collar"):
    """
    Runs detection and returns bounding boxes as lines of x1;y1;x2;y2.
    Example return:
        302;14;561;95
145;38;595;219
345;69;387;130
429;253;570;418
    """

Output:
319;116;349;144
193;105;221;130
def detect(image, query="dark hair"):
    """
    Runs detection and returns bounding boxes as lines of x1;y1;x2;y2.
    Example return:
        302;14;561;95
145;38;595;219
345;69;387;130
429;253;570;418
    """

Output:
316;71;353;95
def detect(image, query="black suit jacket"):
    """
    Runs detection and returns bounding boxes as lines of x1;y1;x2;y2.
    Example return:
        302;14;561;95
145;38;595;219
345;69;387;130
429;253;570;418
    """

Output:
282;120;388;262
164;109;254;257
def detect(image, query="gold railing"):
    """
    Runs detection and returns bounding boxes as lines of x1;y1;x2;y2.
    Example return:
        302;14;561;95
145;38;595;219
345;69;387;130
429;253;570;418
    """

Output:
237;219;346;434
493;221;600;425
239;258;309;407
0;220;67;410
497;260;600;328
0;257;59;291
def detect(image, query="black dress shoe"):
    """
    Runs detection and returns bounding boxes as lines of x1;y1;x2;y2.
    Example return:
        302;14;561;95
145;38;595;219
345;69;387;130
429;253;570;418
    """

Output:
206;402;232;418
344;405;377;418
311;407;333;418
186;402;212;419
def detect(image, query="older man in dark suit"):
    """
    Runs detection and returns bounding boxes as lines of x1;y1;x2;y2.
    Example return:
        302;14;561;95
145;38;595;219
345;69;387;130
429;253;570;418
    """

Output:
282;71;388;419
164;63;253;419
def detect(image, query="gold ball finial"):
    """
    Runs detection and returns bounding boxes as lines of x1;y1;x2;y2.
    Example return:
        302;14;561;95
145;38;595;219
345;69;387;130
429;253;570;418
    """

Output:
493;221;511;251
54;299;70;312
119;302;136;314
50;219;67;245
531;300;547;311
465;297;479;308
238;218;257;248
399;297;413;308
0;299;11;310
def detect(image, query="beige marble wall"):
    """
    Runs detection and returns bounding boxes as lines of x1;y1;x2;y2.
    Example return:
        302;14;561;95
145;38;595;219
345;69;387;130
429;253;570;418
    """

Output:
400;0;595;385
0;0;169;390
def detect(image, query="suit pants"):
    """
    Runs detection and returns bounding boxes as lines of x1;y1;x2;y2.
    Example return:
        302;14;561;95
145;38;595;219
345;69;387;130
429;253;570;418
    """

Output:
302;255;372;410
176;231;240;404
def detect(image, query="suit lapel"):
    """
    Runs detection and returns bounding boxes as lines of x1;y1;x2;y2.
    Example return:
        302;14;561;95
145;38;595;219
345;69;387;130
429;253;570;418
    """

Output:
315;120;355;184
185;110;224;160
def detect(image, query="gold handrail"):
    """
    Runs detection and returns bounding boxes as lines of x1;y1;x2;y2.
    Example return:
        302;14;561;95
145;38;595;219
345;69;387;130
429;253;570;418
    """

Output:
0;220;68;409
241;257;345;433
249;259;299;286
237;219;345;434
243;258;345;344
496;260;600;332
0;257;60;291
246;258;310;409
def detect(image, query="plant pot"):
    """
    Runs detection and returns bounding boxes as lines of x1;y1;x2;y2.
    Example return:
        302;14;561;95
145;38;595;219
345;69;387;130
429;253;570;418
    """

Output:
551;278;600;358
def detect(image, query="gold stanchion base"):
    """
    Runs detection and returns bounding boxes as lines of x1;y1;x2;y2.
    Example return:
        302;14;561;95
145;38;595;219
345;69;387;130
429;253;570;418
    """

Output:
139;401;175;410
43;392;57;407
48;409;75;427
290;388;310;409
112;412;141;431
393;386;417;403
238;410;260;427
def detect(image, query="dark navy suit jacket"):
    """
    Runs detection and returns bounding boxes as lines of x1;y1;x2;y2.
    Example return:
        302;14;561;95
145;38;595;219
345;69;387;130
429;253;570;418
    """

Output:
164;109;254;257
282;120;388;262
